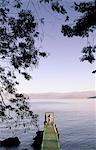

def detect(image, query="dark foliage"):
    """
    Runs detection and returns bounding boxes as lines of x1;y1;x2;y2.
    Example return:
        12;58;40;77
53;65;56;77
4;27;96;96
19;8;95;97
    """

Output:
92;70;96;73
81;45;96;63
0;0;47;128
40;0;67;15
62;1;96;37
0;0;69;127
39;0;96;71
61;1;96;66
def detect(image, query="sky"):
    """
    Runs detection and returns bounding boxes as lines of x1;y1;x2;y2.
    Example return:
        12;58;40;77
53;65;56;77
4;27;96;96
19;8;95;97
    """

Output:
16;0;95;93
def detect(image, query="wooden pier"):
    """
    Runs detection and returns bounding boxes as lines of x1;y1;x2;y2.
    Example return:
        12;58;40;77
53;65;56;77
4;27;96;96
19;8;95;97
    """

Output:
41;112;60;150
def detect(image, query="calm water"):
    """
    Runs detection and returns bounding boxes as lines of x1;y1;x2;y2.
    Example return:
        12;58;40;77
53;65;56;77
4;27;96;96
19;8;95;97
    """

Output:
0;99;96;150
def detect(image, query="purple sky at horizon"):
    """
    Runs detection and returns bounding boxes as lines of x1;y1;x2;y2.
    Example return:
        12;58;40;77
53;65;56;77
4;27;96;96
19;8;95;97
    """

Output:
14;0;95;93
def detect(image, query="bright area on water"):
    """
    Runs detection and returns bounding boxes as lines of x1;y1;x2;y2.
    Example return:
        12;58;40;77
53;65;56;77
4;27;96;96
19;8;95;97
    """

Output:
0;98;96;150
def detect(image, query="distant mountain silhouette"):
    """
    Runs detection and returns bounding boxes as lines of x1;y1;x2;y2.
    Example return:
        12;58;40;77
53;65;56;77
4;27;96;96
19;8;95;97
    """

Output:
25;91;96;99
88;96;96;99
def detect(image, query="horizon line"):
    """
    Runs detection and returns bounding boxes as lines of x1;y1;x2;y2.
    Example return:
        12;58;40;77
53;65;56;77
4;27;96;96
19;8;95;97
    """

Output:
23;90;95;94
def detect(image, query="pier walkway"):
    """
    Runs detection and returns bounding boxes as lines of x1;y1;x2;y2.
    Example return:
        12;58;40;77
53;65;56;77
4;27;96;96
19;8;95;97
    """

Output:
41;112;60;150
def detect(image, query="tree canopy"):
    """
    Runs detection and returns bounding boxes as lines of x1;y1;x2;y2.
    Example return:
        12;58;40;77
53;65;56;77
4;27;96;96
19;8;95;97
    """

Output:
39;0;96;71
0;0;96;129
61;0;96;66
0;0;47;129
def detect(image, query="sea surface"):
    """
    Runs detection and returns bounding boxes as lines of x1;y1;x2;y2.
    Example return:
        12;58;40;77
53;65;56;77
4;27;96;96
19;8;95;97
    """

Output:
0;99;96;150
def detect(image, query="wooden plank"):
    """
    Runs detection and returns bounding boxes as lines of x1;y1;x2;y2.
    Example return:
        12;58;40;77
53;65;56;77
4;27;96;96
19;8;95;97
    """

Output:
41;125;60;150
41;112;60;150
